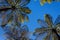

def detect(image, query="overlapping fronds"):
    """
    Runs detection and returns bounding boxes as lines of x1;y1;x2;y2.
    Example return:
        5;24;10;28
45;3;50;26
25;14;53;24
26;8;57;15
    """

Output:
0;0;31;28
4;25;32;40
34;14;60;40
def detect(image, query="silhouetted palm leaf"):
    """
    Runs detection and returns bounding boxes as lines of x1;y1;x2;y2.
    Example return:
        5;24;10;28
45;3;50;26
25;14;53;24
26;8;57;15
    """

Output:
44;14;53;27
34;14;60;40
0;0;31;27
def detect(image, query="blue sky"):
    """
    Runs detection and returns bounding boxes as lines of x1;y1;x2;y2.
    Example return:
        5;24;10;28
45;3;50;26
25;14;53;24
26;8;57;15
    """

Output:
0;0;60;40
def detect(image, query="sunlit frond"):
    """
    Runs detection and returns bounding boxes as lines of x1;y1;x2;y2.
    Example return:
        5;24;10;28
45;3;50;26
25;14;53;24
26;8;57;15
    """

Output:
20;7;31;14
44;14;53;27
47;0;52;3
18;14;25;23
37;19;48;27
40;0;60;6
40;0;46;6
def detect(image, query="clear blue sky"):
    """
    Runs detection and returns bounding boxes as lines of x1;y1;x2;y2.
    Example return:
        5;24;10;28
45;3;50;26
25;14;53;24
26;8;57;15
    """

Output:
0;0;60;40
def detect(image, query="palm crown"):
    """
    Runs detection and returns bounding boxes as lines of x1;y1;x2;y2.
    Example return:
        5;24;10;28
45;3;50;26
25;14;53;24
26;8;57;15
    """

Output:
34;14;60;40
0;0;31;27
4;25;32;40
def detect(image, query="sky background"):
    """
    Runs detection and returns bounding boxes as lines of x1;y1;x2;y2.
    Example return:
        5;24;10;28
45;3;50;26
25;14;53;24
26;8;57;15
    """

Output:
0;0;60;40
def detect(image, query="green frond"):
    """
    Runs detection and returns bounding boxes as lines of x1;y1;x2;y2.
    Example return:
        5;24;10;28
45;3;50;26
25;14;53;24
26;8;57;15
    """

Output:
44;31;51;40
25;16;29;22
40;0;46;6
34;27;49;34
44;14;53;27
18;14;25;23
47;0;52;4
20;7;31;14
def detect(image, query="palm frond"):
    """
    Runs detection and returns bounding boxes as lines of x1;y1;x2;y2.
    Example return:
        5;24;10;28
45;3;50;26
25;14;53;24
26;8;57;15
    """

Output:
34;27;50;36
44;31;51;40
0;6;11;11
18;14;25;23
1;11;13;27
15;0;21;5
47;0;52;3
20;0;30;6
20;7;31;14
6;0;15;6
54;15;60;25
52;32;58;40
44;14;53;27
21;25;29;32
25;15;29;22
37;19;48;27
40;0;46;6
0;10;7;18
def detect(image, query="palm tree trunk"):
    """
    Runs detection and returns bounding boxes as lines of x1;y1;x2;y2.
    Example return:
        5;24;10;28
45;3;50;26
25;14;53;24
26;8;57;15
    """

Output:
52;29;60;40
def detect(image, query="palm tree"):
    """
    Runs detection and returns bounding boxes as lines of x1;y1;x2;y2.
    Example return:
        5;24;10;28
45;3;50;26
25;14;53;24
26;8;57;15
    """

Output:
0;0;31;28
40;0;60;6
33;14;60;40
4;25;32;40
